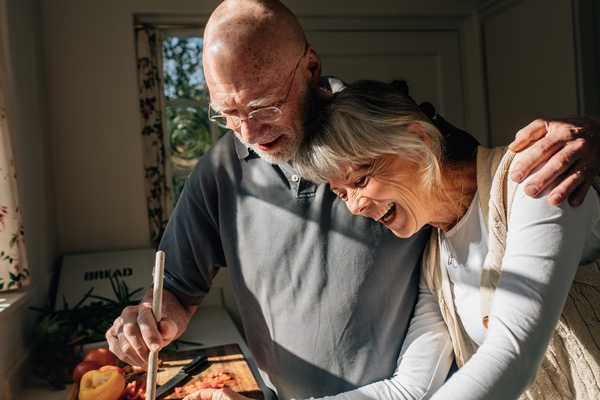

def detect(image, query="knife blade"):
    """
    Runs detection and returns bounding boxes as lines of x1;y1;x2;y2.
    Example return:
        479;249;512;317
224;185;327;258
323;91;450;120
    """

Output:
155;353;209;398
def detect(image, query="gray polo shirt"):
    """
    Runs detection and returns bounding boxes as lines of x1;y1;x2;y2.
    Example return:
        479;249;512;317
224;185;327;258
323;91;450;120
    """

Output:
160;132;429;399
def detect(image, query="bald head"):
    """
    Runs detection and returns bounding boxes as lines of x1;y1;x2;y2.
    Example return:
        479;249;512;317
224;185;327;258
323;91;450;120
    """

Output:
203;0;323;164
203;0;307;83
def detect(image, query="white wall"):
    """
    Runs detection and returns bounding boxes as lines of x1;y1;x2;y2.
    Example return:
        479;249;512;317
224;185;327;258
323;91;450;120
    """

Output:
4;0;58;286
41;0;219;254
573;0;600;117
1;0;59;397
481;0;579;145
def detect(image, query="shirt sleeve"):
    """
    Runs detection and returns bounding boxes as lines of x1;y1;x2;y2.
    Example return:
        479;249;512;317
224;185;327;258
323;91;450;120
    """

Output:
431;175;600;399
160;150;228;306
303;275;454;400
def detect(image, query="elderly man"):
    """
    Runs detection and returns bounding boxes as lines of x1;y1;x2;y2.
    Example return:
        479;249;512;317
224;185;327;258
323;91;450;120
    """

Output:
107;1;600;399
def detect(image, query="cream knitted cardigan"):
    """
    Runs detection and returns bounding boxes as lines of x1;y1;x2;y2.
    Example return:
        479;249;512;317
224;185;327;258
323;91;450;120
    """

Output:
422;146;600;399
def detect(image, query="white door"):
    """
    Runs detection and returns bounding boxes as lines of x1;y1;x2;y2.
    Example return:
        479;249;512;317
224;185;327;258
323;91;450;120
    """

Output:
305;30;466;130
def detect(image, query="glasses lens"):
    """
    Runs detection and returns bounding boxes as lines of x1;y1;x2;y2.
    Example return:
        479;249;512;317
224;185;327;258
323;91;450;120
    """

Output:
209;115;232;128
249;107;282;124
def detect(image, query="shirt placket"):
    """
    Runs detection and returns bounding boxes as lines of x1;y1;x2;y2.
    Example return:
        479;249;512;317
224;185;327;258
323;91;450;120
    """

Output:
278;163;317;200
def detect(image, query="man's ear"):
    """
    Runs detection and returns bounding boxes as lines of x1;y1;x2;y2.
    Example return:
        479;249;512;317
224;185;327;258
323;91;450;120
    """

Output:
408;122;431;147
305;44;322;88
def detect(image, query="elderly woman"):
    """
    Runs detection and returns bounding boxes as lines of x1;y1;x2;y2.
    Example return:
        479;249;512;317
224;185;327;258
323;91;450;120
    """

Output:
292;80;600;399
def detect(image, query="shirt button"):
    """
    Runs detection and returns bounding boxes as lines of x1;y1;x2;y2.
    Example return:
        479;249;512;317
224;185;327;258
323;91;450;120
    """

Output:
291;175;300;182
482;316;489;329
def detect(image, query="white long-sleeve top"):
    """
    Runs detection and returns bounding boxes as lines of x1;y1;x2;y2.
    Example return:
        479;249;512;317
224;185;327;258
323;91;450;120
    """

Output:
431;170;600;399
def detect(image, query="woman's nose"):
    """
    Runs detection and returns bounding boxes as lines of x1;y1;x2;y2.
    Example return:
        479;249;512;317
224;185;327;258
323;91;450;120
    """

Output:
346;195;367;216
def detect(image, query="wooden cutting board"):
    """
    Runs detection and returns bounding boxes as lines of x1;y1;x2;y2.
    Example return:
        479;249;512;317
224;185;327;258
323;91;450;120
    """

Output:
157;343;264;399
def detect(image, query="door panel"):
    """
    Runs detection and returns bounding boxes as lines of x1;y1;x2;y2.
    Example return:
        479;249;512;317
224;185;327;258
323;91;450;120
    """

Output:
305;30;465;128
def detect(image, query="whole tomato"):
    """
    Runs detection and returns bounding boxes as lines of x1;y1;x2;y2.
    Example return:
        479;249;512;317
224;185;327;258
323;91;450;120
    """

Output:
78;369;125;400
83;348;116;366
72;360;101;385
99;364;124;375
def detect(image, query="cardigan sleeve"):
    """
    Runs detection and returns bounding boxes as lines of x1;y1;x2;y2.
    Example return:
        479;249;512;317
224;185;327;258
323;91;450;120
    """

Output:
431;172;600;399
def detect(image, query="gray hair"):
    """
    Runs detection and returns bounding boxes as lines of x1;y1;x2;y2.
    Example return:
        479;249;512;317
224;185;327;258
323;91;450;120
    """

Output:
293;80;445;188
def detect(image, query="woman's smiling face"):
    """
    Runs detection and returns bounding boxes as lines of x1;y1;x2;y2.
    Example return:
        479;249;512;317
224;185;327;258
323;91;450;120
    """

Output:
329;154;431;238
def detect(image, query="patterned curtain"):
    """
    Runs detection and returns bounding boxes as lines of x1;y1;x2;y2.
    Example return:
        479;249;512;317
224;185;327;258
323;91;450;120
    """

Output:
135;27;174;248
0;78;29;291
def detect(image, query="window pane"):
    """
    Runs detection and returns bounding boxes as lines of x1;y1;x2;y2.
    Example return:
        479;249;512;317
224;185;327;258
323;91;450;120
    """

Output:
167;106;212;169
162;37;208;101
162;34;227;205
166;105;227;202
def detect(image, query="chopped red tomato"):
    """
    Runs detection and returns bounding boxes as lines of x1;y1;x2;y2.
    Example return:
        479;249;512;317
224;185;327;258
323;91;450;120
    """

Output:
174;370;233;394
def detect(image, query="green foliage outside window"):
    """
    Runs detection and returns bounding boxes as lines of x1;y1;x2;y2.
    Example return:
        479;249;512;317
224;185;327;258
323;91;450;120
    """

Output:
163;37;207;101
162;36;226;203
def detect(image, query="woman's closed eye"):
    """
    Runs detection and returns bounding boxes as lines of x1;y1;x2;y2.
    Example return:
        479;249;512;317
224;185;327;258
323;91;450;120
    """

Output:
354;175;368;187
334;190;348;201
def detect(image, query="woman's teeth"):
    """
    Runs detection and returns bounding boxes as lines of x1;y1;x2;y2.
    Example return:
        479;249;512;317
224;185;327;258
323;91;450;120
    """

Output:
374;203;395;222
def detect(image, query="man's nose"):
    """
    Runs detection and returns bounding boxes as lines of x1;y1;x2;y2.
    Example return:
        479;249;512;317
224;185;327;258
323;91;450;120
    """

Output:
237;119;264;144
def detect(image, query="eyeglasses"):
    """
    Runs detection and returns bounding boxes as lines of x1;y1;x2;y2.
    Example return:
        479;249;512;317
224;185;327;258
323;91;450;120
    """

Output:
208;52;304;129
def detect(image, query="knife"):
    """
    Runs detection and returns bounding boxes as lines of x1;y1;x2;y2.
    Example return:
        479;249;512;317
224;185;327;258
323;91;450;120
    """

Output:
155;353;209;398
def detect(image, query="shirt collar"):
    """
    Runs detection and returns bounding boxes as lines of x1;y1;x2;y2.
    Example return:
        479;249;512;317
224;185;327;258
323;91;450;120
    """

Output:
234;134;258;160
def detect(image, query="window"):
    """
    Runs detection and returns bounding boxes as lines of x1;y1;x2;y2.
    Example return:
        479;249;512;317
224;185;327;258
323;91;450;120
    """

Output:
161;30;227;203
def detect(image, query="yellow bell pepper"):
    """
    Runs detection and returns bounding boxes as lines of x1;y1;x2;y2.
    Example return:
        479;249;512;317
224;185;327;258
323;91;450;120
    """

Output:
78;369;125;400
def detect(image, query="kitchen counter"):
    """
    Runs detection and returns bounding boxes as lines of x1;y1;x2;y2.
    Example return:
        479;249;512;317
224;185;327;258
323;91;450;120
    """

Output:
18;305;273;400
